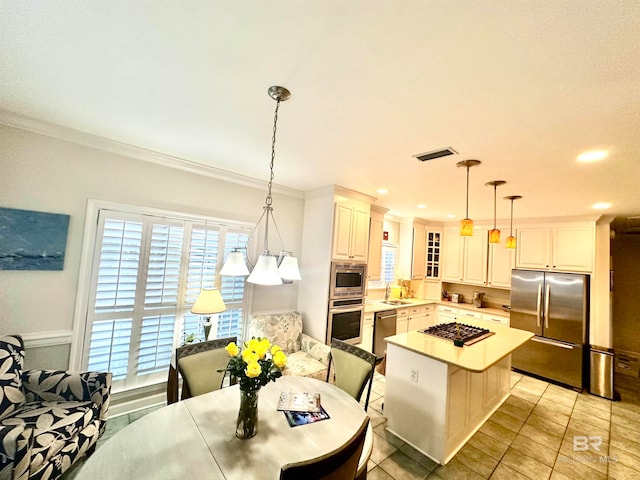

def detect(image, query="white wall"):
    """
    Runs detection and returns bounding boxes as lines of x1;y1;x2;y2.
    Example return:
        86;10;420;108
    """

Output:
0;124;303;367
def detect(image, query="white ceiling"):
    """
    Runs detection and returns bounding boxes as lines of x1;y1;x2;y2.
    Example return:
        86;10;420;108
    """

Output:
2;1;639;222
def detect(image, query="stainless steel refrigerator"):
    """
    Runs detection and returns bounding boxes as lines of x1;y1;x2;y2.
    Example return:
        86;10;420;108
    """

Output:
510;269;589;390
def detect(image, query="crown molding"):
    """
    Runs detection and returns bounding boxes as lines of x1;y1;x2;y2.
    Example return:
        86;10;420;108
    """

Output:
0;110;304;199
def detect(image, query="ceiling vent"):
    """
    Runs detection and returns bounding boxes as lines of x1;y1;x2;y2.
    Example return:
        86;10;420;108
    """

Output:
413;147;458;162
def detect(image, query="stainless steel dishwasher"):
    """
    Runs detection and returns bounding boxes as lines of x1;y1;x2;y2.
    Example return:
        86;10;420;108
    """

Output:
373;309;397;360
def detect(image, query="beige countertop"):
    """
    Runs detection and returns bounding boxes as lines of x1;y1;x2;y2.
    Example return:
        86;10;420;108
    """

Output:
384;320;533;372
364;298;510;317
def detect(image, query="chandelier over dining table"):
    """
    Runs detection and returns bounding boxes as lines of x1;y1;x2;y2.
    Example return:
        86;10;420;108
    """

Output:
220;86;301;285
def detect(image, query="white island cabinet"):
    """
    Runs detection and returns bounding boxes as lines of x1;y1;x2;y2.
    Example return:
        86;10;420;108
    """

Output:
383;322;533;465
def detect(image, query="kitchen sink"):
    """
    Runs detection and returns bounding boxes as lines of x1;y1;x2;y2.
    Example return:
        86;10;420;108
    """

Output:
382;300;412;305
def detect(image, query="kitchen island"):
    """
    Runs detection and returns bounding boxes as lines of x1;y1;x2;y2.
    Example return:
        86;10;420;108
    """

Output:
383;321;533;465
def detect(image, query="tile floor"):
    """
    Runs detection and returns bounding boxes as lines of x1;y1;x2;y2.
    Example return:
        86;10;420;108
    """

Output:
63;371;640;480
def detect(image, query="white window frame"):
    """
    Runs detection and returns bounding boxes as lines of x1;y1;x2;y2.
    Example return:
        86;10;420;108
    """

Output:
70;200;255;392
368;241;398;289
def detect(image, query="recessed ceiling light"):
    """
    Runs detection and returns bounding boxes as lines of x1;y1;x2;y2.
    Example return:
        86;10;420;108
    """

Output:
578;150;608;162
377;188;389;194
446;214;455;218
592;202;612;210
417;204;426;209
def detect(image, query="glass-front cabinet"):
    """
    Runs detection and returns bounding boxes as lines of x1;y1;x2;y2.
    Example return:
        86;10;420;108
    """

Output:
425;231;441;279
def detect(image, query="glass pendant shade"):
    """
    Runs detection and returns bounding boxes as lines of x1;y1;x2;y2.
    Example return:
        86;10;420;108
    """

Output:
503;195;522;250
220;250;250;276
486;180;506;245
457;160;481;237
190;288;227;314
460;218;474;236
247;255;283;285
278;255;301;281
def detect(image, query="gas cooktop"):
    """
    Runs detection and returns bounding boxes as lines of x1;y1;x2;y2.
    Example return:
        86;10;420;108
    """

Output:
421;322;495;346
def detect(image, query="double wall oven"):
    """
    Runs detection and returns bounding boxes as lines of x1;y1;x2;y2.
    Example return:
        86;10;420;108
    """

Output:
327;262;366;345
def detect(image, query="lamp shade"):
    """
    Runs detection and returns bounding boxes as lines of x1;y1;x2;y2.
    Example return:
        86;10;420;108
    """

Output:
489;228;501;244
278;255;301;281
506;235;517;249
247;255;283;285
460;218;474;236
220;250;250;276
190;288;227;314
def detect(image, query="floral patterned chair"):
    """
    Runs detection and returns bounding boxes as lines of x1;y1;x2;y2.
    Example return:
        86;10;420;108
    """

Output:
246;311;330;380
0;335;112;480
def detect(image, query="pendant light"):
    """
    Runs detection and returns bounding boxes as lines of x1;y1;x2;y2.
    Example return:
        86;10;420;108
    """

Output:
220;86;301;285
504;195;522;249
456;160;481;236
485;180;506;244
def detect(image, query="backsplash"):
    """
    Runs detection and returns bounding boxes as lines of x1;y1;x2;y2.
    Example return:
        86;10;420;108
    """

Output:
441;282;511;310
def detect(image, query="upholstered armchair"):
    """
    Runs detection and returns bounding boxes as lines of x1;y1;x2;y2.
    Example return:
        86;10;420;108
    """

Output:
246;311;330;380
0;335;112;480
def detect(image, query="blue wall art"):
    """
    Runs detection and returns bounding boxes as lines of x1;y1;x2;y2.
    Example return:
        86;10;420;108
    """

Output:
0;207;71;271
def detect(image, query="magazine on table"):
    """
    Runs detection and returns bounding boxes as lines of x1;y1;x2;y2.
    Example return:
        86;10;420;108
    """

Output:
282;407;330;427
277;391;321;412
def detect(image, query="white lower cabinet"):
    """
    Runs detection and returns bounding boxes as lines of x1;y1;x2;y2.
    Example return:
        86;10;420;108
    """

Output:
385;342;512;465
360;313;374;352
457;309;482;322
482;313;509;326
437;305;459;323
397;304;436;333
437;305;509;327
396;308;409;335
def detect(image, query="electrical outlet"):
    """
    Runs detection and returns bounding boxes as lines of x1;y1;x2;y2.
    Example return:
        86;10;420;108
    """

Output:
410;369;419;383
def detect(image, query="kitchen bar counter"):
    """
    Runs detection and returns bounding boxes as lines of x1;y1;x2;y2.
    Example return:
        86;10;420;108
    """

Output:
385;320;533;372
383;323;533;465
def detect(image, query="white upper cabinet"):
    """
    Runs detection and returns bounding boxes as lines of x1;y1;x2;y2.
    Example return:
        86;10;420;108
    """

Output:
442;227;488;285
442;228;464;282
367;215;384;280
487;226;515;288
331;201;370;262
516;223;594;272
411;225;427;280
463;228;489;286
399;219;439;280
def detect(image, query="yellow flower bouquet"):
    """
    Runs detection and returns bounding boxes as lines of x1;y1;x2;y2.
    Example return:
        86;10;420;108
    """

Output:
222;338;288;439
222;337;288;392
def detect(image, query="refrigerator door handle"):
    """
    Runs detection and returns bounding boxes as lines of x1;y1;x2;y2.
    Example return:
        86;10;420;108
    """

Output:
531;336;574;349
544;284;550;329
536;284;542;328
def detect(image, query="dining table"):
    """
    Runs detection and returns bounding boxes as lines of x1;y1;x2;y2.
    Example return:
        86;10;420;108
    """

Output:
75;375;373;479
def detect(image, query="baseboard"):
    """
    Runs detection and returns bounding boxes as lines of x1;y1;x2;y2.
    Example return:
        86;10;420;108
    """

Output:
109;391;167;418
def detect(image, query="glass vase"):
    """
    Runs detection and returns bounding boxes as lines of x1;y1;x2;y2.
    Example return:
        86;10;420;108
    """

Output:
236;387;260;439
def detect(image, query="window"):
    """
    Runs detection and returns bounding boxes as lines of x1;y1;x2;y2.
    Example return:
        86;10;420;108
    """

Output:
368;242;398;289
380;243;397;284
83;207;251;392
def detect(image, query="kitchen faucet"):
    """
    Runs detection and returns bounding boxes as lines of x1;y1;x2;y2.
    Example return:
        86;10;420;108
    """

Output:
385;283;391;302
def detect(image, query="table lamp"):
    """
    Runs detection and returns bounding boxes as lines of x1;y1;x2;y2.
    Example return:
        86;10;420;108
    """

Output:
190;288;227;340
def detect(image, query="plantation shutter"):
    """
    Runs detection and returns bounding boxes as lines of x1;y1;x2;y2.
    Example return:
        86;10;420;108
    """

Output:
84;209;251;392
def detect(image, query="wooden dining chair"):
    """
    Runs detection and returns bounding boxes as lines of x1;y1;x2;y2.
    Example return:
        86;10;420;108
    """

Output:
175;336;236;400
279;416;370;480
326;338;377;411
